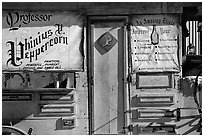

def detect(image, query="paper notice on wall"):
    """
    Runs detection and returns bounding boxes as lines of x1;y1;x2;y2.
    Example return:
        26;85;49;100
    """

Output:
2;11;84;71
131;14;180;72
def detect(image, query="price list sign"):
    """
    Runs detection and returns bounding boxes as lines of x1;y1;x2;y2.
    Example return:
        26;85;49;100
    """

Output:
131;14;180;72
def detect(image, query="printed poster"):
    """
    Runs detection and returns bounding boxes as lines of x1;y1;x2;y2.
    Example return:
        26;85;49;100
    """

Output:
131;14;180;72
2;11;84;71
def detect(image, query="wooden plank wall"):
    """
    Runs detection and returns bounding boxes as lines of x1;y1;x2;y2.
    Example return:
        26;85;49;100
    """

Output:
2;2;202;14
2;2;202;135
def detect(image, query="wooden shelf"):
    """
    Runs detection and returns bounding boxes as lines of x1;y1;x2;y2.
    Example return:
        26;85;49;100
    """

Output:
2;88;75;92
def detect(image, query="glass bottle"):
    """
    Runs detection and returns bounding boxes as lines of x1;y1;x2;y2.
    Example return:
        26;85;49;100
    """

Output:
187;43;195;55
151;25;159;45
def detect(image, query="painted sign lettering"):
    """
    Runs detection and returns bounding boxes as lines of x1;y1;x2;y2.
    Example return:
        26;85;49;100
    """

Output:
6;11;52;31
2;11;84;71
131;14;180;72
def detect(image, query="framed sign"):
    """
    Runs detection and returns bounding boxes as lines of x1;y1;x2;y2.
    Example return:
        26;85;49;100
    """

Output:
132;109;175;119
136;72;172;89
2;11;84;71
131;14;180;72
39;104;75;116
2;93;32;101
132;94;175;107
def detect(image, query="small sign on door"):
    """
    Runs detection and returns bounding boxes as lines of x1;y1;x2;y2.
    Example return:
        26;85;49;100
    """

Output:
94;32;118;55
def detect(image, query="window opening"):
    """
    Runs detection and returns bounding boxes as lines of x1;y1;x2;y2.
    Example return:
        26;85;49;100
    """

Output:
185;20;202;55
182;6;202;77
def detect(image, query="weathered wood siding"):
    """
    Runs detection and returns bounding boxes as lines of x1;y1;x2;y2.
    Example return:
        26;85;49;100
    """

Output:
2;2;201;14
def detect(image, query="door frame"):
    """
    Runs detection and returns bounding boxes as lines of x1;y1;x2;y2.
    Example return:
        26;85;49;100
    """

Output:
87;15;129;135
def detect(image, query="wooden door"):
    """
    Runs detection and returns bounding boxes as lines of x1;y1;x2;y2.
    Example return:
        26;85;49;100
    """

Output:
89;17;127;134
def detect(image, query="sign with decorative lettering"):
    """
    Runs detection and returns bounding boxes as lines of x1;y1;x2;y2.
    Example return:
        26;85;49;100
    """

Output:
131;14;180;72
2;11;84;71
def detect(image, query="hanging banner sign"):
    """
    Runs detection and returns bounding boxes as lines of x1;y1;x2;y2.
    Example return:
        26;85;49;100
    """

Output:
131;14;180;72
2;11;84;71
